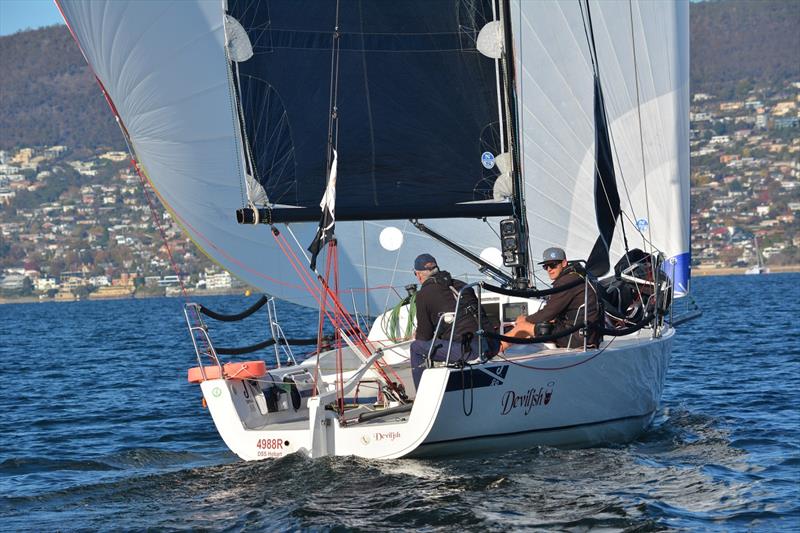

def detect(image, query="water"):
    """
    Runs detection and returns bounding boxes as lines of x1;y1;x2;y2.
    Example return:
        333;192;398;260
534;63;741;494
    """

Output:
1;275;798;531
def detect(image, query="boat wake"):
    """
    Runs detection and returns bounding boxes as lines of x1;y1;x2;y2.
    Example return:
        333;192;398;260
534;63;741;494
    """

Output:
2;407;796;531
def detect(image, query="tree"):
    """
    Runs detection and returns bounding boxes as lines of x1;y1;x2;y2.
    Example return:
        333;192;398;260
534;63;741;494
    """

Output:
20;277;33;296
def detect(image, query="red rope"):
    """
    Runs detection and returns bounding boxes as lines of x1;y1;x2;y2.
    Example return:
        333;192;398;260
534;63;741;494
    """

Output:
131;159;189;302
329;243;346;417
270;229;406;402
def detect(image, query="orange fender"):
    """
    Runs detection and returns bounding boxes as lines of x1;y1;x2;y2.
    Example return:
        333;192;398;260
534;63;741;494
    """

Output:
187;360;267;383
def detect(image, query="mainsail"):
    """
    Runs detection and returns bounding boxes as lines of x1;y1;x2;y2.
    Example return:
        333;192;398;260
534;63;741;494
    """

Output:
57;0;691;312
229;0;511;222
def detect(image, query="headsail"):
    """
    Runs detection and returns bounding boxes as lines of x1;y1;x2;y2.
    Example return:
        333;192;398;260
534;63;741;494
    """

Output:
510;0;691;293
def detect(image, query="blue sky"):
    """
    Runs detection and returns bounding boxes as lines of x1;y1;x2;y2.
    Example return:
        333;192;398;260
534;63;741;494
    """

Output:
0;0;64;36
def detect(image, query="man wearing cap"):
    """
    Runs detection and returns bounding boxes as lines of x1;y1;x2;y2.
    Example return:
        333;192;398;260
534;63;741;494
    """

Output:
501;247;601;351
409;253;497;388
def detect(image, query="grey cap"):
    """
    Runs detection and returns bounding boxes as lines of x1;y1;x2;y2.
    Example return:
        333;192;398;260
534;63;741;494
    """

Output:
538;247;566;264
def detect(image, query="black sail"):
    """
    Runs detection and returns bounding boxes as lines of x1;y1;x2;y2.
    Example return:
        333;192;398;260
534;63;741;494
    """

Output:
228;0;510;222
586;74;622;277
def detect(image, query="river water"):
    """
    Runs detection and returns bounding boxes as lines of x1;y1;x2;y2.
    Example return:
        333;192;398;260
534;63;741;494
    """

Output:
1;274;798;531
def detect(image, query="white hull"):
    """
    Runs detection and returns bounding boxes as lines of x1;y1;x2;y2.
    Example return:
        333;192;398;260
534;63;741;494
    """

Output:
199;328;673;460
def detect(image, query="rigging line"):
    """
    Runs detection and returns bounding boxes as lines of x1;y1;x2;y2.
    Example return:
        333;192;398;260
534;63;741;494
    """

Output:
579;1;619;244
578;0;597;75
361;222;370;318
356;4;373;316
223;33;249;209
326;0;342;169
492;0;506;153
232;59;252;203
580;0;637;260
357;1;378;206
628;0;653;256
82;99;203;318
588;29;638;231
515;0;535;286
582;2;642;251
284;224;312;262
275;229;405;393
383;220;411;314
483;218;502;241
130;158;189;302
500;0;529;284
116;125;193;307
619;210;661;252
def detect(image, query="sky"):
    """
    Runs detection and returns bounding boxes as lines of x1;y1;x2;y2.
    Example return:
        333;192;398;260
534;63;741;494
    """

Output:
0;0;64;37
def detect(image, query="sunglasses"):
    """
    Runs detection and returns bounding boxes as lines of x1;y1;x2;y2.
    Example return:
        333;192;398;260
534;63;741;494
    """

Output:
542;262;561;271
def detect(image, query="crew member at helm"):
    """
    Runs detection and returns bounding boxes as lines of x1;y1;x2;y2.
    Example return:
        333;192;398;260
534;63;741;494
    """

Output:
501;247;601;351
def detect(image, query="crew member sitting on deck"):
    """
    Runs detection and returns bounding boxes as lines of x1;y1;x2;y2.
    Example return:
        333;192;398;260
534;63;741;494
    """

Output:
409;253;498;388
500;247;601;351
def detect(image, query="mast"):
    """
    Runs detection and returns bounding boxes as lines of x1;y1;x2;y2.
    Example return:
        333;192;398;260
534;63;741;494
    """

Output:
500;0;530;287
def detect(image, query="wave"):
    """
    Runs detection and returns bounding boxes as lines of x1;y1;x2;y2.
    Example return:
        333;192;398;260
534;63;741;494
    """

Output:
0;456;121;475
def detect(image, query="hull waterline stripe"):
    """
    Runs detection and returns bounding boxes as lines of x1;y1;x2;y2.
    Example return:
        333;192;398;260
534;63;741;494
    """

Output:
419;410;656;446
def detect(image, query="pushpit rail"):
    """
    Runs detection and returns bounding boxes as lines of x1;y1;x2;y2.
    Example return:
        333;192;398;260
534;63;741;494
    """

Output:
184;303;222;383
183;296;306;380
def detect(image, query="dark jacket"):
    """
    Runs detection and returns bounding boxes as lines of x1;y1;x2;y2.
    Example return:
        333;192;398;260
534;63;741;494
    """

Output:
414;270;480;342
526;265;601;348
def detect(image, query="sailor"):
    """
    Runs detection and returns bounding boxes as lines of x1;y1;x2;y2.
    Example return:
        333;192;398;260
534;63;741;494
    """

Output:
409;253;497;388
501;247;601;351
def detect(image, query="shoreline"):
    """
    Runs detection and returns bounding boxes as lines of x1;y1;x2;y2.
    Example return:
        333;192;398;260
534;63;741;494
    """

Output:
2;266;798;305
692;265;800;276
0;287;253;305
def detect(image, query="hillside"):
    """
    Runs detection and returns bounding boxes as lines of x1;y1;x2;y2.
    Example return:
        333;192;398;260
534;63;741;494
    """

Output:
691;0;800;96
0;25;124;151
0;2;798;150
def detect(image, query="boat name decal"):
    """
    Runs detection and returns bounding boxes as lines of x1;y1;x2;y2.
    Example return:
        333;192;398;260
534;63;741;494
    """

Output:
373;431;401;442
500;381;555;416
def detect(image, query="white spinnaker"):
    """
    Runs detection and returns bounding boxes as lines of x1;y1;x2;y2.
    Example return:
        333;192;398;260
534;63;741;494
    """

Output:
57;0;319;308
511;0;690;283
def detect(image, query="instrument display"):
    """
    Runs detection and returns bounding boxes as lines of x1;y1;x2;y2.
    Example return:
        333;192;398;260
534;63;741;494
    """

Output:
502;302;528;323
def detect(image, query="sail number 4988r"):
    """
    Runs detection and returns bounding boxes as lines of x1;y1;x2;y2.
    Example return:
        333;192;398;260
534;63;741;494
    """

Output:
255;438;285;457
256;438;283;450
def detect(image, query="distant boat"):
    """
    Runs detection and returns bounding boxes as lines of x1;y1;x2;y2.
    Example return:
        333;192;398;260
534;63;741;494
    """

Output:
745;236;769;275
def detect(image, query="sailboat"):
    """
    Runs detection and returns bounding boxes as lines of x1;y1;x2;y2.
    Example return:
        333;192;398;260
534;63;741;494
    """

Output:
58;0;698;460
745;236;769;275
